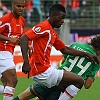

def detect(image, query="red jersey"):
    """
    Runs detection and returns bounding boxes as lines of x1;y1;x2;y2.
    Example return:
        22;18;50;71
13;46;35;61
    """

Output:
25;20;66;76
0;12;25;53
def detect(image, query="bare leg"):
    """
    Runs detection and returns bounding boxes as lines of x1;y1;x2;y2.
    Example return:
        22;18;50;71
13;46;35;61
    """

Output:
2;69;18;100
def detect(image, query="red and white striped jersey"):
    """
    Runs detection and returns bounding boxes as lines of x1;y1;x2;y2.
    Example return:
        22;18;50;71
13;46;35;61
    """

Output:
25;20;66;76
0;12;25;53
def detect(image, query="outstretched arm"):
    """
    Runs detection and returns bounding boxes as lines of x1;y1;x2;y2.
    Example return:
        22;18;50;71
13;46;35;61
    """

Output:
60;46;99;64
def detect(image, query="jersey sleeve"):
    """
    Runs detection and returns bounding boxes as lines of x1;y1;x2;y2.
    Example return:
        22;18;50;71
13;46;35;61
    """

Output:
0;16;7;34
25;26;44;40
53;35;66;50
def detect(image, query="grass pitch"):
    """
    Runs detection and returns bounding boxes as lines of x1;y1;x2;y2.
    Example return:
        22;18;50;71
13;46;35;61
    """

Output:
0;77;100;100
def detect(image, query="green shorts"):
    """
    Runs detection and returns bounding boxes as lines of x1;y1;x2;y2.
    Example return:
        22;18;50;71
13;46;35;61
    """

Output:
33;82;61;100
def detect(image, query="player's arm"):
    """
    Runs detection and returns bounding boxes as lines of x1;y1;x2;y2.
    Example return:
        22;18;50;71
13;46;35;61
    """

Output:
20;34;29;63
20;34;31;77
0;34;19;44
0;34;11;41
60;46;99;64
54;36;99;64
84;77;95;89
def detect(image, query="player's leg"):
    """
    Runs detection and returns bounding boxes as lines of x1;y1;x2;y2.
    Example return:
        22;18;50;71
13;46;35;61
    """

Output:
31;66;84;100
44;89;61;100
13;86;36;100
0;84;4;94
0;52;18;100
13;82;45;100
0;56;18;100
2;68;18;100
0;75;4;95
35;89;61;100
0;76;5;95
13;81;60;100
58;70;84;100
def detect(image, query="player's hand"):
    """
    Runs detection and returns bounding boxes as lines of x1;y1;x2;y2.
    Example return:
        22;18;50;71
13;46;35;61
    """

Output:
86;53;99;64
22;61;31;78
9;37;20;45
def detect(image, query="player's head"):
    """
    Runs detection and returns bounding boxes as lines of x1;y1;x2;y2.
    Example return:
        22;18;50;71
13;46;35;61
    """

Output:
48;4;66;28
90;35;100;56
12;0;25;18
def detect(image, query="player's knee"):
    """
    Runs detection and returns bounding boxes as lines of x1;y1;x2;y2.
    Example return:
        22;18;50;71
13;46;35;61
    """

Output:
7;77;18;88
13;78;18;87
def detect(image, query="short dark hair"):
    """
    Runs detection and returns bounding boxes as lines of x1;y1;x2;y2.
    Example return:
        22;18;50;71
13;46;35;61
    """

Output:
12;0;25;4
49;4;66;15
91;35;100;50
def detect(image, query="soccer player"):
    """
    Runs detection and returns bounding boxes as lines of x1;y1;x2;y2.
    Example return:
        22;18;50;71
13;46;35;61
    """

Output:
13;35;100;100
0;0;25;100
19;3;99;100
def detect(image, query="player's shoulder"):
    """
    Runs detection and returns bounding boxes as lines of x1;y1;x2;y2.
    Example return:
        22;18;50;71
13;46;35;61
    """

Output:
70;42;88;49
32;20;50;33
0;12;18;23
0;12;11;21
71;42;83;46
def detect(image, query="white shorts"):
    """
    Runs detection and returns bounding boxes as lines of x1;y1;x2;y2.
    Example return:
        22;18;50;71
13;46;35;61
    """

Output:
31;66;64;88
0;51;15;77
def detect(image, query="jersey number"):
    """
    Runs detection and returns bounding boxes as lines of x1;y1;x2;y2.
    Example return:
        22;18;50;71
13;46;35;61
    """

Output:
63;56;91;75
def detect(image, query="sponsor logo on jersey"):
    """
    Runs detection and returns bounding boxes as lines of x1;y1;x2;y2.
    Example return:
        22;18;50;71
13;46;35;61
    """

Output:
16;24;20;26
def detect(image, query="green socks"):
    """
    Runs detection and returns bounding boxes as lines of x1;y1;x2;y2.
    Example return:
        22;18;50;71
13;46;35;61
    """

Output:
12;96;20;100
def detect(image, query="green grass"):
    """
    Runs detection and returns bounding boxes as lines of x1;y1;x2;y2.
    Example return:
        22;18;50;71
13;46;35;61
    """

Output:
0;77;100;100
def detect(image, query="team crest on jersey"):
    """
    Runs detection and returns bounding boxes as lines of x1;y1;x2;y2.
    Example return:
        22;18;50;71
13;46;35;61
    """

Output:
35;27;41;32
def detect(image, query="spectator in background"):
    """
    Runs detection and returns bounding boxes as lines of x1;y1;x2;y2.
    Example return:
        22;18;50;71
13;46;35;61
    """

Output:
32;0;44;22
95;0;100;16
43;0;53;17
25;0;33;24
70;0;80;23
0;2;11;17
79;0;86;16
60;0;70;18
1;3;11;14
60;0;68;9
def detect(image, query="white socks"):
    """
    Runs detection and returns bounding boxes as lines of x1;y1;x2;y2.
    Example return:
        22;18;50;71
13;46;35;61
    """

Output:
58;85;80;100
3;86;15;100
0;85;4;94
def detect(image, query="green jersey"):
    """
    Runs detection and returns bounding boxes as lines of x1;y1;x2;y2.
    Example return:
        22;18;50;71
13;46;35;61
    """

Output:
58;42;100;80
